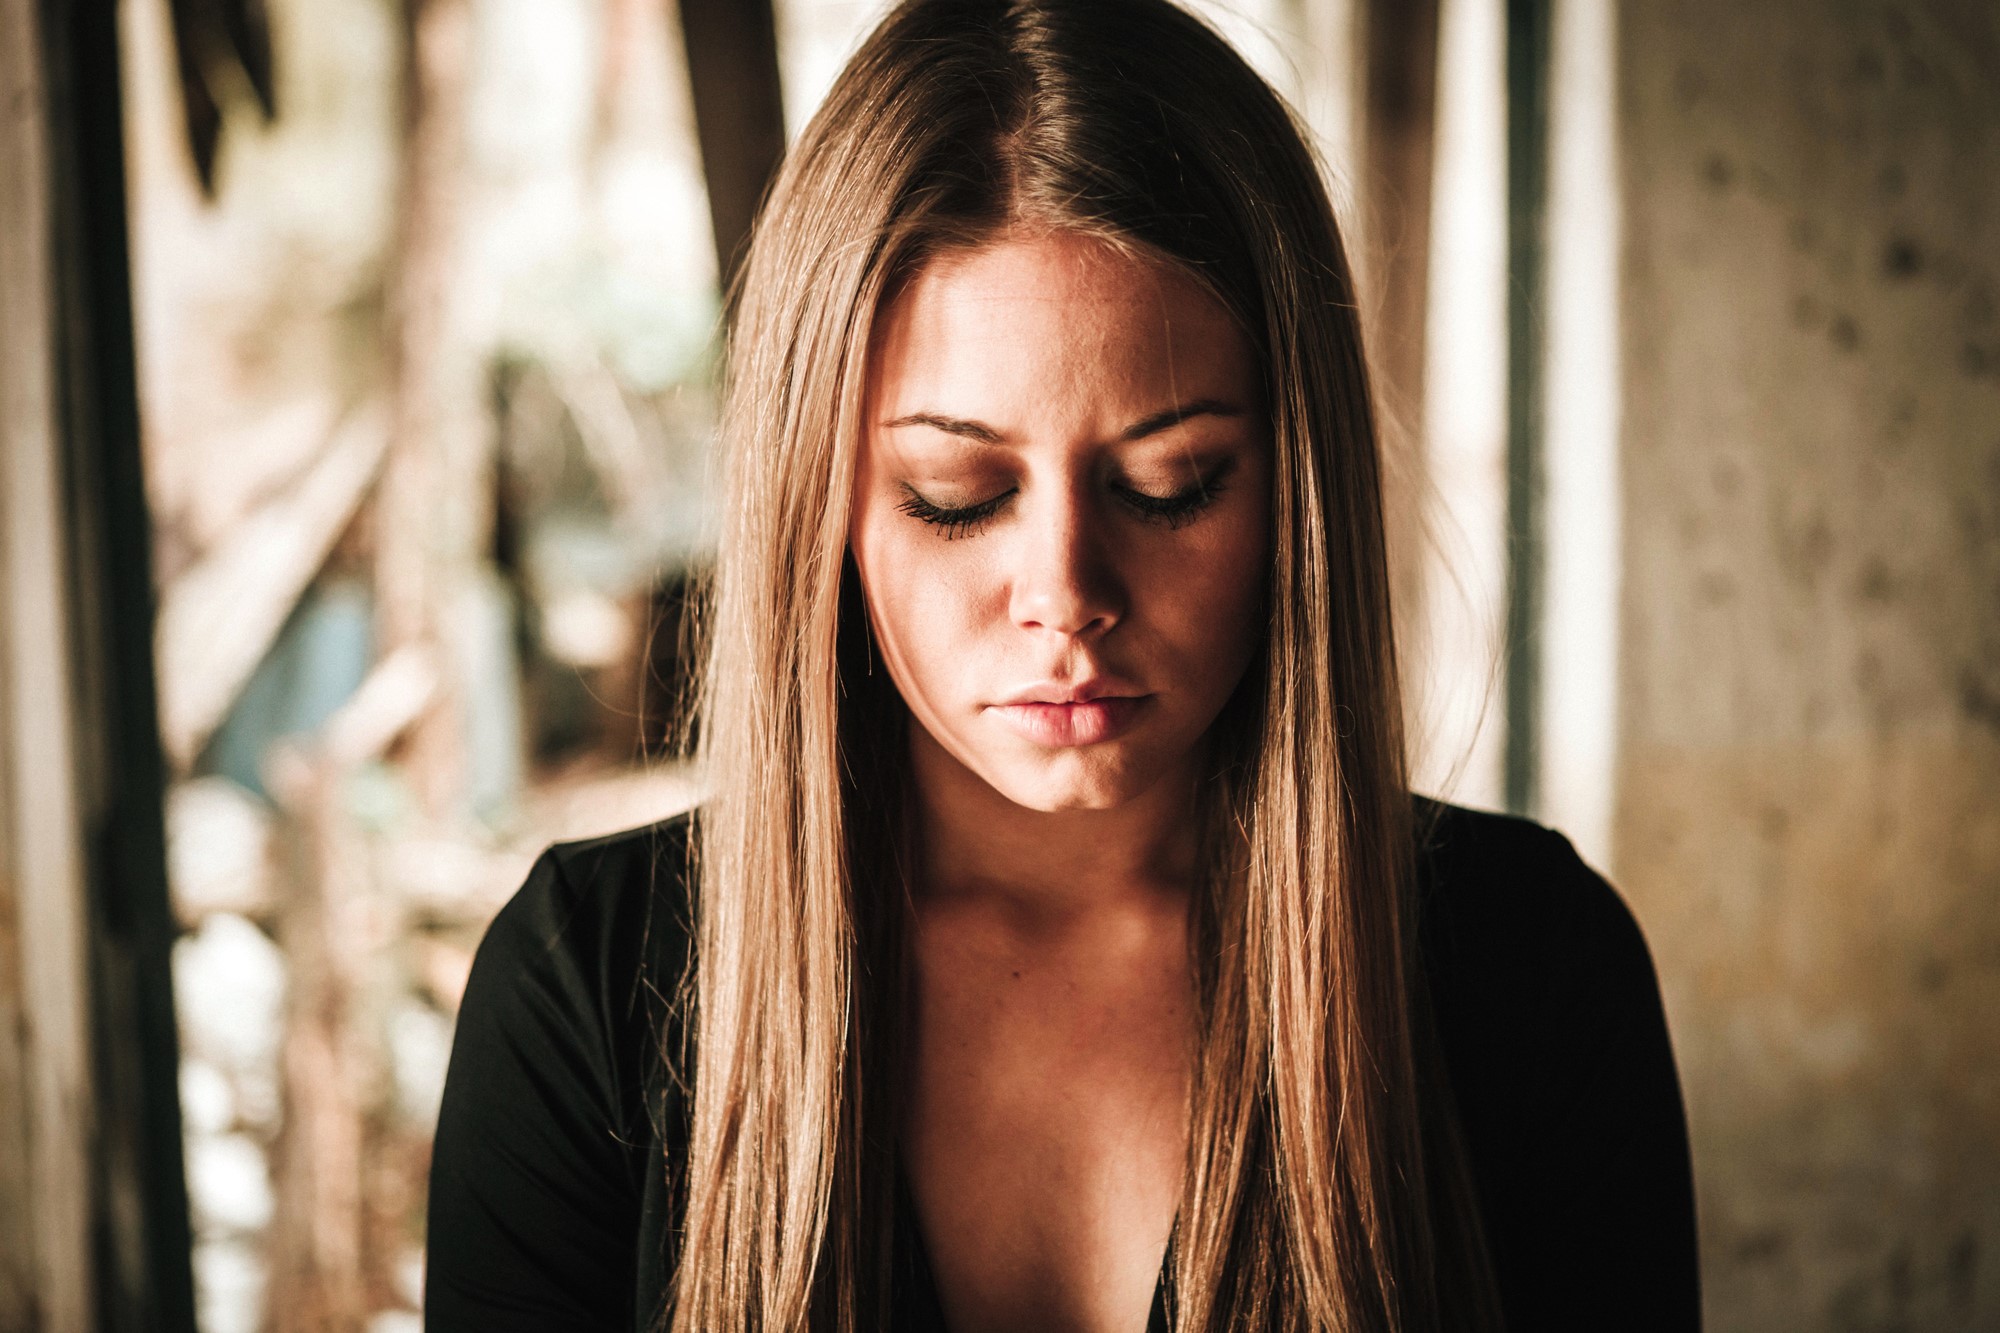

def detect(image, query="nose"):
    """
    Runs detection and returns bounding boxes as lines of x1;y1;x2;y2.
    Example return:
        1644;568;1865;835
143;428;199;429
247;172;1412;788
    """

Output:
1006;483;1125;639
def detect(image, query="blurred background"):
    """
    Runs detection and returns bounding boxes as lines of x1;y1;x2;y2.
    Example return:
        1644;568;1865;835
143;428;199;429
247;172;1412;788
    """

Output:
0;0;1992;1329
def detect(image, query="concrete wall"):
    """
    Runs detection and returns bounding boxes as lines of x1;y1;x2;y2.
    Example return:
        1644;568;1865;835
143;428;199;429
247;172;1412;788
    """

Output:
1612;1;2000;1328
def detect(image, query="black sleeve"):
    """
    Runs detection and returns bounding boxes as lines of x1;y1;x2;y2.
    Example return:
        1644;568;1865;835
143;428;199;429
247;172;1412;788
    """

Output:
1510;830;1703;1331
425;849;641;1331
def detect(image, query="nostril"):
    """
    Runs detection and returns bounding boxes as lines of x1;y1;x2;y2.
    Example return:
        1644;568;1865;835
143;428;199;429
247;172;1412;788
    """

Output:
1010;592;1120;639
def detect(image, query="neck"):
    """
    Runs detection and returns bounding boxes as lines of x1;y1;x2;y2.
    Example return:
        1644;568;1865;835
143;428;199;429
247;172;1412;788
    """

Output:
906;725;1203;922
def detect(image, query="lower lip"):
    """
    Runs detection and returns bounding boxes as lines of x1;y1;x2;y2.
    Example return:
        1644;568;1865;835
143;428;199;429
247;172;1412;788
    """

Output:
990;697;1148;747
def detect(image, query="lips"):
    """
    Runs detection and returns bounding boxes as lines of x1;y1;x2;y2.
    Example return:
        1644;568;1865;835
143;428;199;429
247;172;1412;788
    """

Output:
989;677;1150;746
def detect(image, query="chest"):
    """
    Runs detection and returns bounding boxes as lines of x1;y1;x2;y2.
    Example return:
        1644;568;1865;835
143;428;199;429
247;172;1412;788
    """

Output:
902;914;1193;1333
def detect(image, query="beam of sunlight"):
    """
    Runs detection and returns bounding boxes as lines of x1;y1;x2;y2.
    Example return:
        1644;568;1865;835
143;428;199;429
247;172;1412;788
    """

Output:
1539;0;1621;870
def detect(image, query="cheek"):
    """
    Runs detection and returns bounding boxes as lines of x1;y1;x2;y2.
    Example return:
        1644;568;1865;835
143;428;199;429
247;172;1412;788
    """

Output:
1139;512;1269;669
850;508;999;699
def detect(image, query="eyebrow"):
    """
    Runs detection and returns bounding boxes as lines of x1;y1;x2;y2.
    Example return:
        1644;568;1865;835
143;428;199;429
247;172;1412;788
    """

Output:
881;397;1244;445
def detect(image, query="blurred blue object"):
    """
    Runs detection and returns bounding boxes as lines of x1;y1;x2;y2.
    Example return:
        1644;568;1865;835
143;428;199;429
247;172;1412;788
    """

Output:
200;578;373;801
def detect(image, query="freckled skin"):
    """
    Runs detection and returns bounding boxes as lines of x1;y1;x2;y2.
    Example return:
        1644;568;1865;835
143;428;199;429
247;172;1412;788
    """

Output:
848;232;1272;1333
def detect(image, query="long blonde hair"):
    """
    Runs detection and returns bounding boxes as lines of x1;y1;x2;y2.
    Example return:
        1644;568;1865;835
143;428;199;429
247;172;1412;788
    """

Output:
669;2;1503;1328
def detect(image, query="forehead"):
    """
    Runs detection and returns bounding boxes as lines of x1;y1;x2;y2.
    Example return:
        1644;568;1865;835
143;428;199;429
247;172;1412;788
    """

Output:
865;231;1255;422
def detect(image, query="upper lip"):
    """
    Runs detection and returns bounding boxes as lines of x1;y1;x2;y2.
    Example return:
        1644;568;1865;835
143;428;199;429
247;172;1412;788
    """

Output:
996;677;1146;706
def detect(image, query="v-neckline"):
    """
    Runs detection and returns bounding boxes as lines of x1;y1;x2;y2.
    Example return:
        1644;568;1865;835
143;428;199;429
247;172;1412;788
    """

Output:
893;1160;1173;1332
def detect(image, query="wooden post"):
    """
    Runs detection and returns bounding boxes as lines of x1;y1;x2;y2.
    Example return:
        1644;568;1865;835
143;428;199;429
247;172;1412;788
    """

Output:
1502;0;1551;815
0;0;97;1318
1;0;197;1326
676;0;787;293
1356;0;1443;688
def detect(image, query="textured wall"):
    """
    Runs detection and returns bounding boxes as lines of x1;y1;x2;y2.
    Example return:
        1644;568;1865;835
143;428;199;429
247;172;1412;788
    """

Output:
1612;2;2000;1329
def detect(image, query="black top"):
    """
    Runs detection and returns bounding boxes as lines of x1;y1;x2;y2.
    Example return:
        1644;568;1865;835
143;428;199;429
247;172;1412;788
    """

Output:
425;801;1702;1331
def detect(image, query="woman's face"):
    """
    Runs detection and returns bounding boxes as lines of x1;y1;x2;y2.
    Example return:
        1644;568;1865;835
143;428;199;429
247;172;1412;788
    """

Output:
849;230;1270;813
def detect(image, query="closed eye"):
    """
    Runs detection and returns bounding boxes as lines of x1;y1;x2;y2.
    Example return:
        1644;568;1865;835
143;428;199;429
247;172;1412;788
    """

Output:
1114;454;1238;526
894;460;1235;539
894;485;1015;539
1115;471;1231;528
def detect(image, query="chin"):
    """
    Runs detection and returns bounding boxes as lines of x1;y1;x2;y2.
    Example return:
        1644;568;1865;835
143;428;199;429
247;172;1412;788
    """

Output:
981;749;1161;814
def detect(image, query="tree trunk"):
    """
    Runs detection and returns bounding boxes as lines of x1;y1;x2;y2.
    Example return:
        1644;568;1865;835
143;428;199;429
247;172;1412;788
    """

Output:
376;0;482;818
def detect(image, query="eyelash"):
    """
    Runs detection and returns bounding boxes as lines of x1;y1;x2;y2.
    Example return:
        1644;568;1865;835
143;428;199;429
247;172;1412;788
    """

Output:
894;471;1232;540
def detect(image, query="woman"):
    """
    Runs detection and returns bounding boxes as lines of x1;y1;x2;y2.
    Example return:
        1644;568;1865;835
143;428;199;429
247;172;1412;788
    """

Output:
425;1;1702;1329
